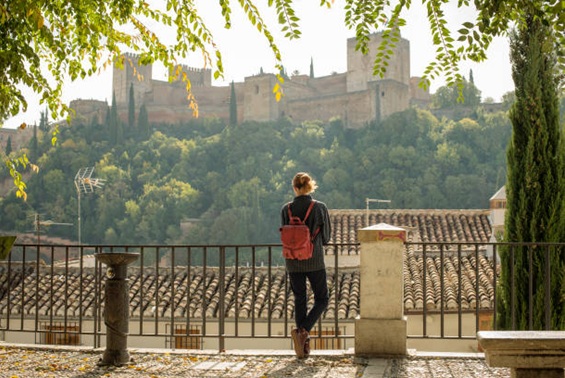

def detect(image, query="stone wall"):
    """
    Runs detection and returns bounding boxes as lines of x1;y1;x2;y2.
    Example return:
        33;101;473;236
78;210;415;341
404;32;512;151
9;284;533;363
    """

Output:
373;80;410;123
69;99;108;125
286;90;376;129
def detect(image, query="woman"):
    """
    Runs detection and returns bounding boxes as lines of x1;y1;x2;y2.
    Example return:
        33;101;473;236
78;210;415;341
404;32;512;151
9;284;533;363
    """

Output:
280;172;331;358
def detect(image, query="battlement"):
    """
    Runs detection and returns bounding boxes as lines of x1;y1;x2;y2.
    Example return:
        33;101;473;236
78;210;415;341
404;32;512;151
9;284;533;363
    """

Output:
120;52;149;66
179;65;211;74
122;52;139;59
170;64;212;87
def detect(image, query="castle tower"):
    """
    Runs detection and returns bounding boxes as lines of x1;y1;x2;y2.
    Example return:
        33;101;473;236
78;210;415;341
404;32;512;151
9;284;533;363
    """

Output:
346;32;410;93
112;53;153;107
243;74;283;122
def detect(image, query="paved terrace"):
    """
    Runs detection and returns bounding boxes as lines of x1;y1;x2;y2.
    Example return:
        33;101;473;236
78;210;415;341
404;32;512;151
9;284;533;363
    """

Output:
0;344;510;377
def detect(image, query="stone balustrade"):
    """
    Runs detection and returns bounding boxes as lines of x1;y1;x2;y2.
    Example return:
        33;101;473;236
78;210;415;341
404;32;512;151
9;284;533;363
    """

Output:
477;330;565;378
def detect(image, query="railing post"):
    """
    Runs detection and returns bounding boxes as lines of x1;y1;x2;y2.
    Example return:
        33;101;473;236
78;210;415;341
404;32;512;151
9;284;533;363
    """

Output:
95;252;139;366
355;223;407;356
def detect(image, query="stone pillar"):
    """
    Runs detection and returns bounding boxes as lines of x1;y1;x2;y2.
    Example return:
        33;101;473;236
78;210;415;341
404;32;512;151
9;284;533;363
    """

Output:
355;223;407;356
95;252;139;366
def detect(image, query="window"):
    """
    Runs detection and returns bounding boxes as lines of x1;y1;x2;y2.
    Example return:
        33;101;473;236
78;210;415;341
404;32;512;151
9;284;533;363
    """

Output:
39;322;80;346
308;326;344;350
167;324;202;349
492;200;506;209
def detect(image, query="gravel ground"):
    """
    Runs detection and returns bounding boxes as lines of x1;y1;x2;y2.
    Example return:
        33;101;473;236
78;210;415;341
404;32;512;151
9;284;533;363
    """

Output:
0;345;511;378
0;346;361;378
382;356;510;377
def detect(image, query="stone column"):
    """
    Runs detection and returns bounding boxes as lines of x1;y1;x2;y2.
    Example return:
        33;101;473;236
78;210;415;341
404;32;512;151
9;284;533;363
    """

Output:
95;252;139;366
355;223;407;356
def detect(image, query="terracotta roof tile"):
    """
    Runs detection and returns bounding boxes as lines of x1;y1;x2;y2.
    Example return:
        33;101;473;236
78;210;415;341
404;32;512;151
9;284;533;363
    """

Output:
328;209;491;256
1;209;496;321
0;256;496;322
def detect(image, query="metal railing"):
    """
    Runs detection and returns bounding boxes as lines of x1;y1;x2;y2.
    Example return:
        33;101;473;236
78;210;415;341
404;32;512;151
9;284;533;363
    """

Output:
0;243;359;351
404;242;564;341
0;241;562;350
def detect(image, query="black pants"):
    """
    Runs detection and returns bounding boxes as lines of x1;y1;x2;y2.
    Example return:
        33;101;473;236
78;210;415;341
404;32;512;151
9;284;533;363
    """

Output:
288;269;329;332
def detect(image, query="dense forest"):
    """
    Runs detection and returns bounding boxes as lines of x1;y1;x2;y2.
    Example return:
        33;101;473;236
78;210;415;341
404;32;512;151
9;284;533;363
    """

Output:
0;90;518;246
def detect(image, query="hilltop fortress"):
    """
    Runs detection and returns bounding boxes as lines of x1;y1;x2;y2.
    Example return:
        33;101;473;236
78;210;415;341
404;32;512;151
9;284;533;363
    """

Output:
70;32;431;129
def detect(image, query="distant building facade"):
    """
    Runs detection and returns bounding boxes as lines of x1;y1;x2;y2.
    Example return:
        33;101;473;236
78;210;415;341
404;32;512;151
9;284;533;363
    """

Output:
70;32;431;128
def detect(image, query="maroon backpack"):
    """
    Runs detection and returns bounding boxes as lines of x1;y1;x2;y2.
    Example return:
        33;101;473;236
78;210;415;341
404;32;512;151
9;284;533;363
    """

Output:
280;201;319;260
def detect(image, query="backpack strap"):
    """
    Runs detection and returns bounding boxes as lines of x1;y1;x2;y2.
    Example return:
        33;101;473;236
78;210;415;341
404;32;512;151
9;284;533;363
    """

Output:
311;227;320;241
287;202;293;219
303;200;316;222
289;201;320;241
288;200;317;221
305;201;321;241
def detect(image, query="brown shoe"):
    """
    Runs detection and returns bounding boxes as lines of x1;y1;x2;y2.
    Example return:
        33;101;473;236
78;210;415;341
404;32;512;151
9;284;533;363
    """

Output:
303;335;311;358
291;328;305;358
299;328;310;358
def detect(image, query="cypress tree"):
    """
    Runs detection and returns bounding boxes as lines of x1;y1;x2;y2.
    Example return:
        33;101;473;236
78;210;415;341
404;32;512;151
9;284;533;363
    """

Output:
104;106;111;136
497;15;564;330
229;81;237;127
138;103;149;137
128;83;136;129
109;91;121;144
5;136;12;156
310;57;314;78
39;108;49;131
30;124;38;162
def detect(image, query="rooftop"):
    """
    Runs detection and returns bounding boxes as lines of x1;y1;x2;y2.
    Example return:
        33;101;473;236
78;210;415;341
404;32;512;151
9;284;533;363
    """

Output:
1;209;498;320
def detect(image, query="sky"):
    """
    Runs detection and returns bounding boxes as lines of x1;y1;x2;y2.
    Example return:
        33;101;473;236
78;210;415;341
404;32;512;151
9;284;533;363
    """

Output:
4;1;514;129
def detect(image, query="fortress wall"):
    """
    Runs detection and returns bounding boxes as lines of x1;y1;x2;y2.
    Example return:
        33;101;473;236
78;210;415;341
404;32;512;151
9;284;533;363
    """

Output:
342;91;377;128
140;84;233;124
152;80;193;106
306;73;348;96
69;99;108;125
373;80;410;122
286;90;374;129
282;80;317;99
409;77;431;102
192;85;233;120
0;127;34;151
150;80;231;108
192;85;234;104
143;105;198;124
117;83;238;125
289;75;310;85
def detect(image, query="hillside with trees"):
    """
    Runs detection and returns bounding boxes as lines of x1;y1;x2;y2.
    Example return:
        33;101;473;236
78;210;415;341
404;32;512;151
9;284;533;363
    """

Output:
0;89;514;246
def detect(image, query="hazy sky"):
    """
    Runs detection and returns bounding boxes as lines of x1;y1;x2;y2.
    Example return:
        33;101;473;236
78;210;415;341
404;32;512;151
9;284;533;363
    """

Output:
4;1;514;129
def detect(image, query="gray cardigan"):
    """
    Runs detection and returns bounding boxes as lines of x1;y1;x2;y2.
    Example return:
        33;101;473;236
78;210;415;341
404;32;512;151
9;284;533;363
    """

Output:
280;195;331;273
